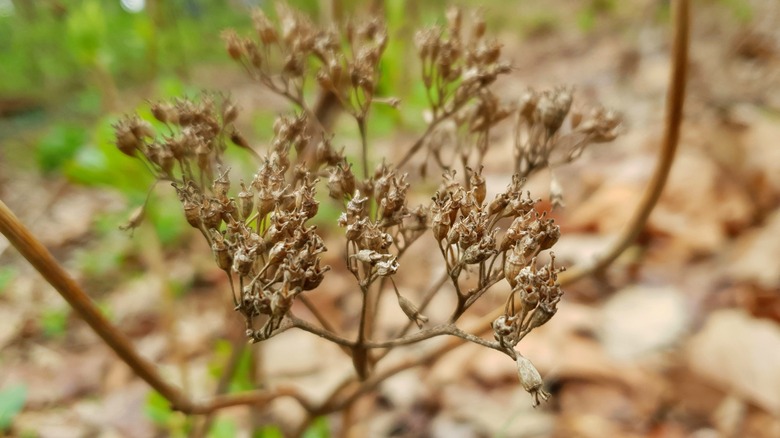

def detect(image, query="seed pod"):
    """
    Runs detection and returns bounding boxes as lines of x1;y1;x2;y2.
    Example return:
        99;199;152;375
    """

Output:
238;183;254;221
213;169;231;201
222;30;243;60
115;122;140;157
488;192;508;216
516;354;550;407
212;235;232;272
518;90;538;123
504;244;526;288
472;14;486;39
183;199;202;229
354;249;383;264
538;224;560;251
525;299;559;332
202;201;223;231
375;258;399;277
492;315;517;338
470;168;486;205
232;247;254;276
397;295;428;329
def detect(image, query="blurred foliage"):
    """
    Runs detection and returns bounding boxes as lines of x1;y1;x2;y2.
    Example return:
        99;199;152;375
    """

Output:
0;0;254;98
0;266;16;295
0;384;27;432
40;308;70;338
145;390;192;437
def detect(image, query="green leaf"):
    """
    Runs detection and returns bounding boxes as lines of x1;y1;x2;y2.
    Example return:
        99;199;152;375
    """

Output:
0;384;28;431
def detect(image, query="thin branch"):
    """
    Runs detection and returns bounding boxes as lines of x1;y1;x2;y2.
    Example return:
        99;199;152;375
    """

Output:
0;199;195;412
289;314;356;348
0;199;317;417
193;385;316;414
363;323;503;352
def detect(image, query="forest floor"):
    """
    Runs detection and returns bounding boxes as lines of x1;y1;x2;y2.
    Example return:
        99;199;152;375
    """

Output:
2;1;780;437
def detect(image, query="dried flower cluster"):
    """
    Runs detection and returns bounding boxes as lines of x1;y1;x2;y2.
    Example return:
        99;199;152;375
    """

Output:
114;4;621;407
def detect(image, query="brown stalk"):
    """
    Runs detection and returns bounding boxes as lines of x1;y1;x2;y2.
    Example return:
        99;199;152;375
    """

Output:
0;199;194;412
560;0;689;284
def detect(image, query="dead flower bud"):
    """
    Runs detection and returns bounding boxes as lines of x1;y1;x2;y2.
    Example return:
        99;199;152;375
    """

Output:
504;243;527;289
397;295;428;328
222;29;244;60
525;296;561;332
211;232;232;272
492;314;518;339
516;354;550;407
238;182;254;220
119;205;145;232
114;118;143;157
150;101;175;124
353;249;384;264
213;168;231;201
469;166;486;205
375;258;399;277
252;9;278;44
182;199;202;229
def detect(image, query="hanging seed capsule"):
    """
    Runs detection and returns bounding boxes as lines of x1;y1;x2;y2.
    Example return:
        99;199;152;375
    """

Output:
516;354;550;407
397;295;428;329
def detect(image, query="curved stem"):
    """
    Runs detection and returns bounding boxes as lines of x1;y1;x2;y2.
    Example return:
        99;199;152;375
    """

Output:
559;0;689;285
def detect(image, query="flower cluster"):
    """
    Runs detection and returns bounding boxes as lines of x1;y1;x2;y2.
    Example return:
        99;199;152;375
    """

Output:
514;87;621;177
114;4;622;408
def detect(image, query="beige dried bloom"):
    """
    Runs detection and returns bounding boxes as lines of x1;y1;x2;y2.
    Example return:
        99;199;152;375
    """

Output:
516;354;550;407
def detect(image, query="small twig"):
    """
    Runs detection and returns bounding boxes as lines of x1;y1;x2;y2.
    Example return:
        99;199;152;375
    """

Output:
289;314;356;348
0;199;195;412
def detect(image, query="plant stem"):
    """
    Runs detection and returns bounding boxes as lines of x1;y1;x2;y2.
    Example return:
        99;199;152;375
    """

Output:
0;199;195;412
559;0;689;285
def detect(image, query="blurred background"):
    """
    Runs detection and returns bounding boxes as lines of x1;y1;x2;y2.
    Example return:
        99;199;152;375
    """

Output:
1;0;779;437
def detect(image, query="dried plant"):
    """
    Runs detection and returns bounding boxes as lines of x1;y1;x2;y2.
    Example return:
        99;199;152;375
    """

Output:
0;0;695;435
111;5;623;418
